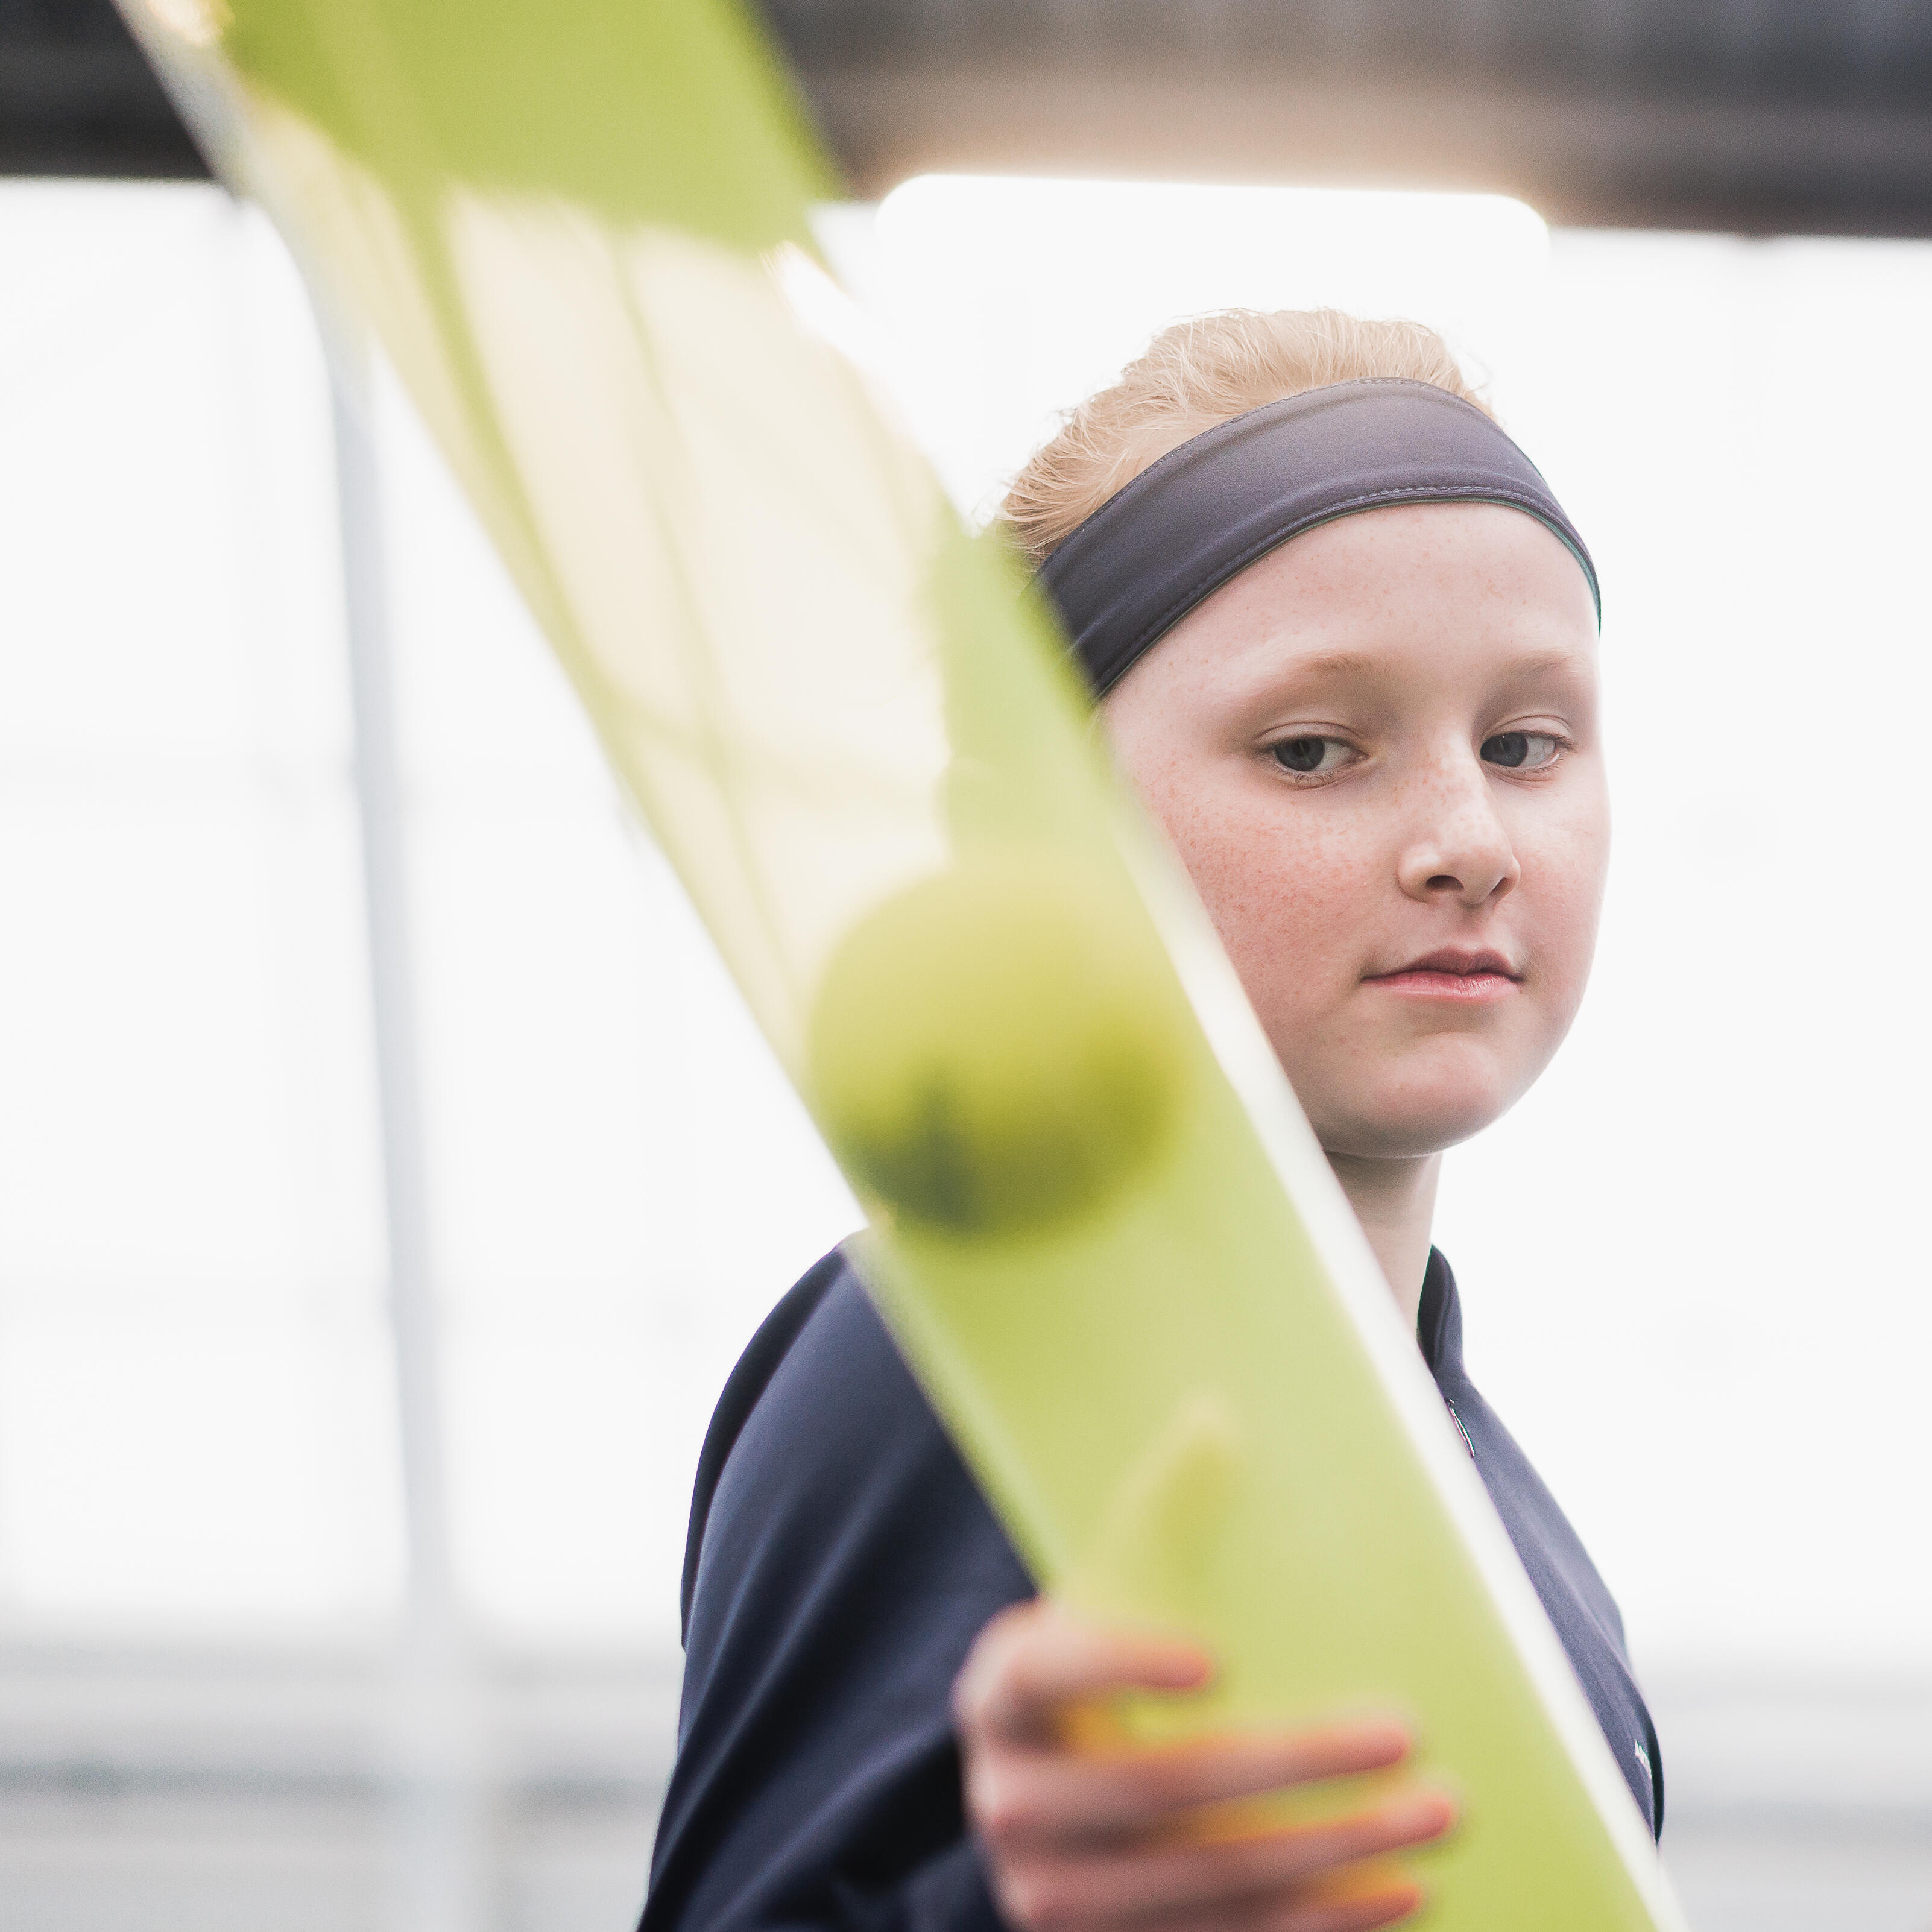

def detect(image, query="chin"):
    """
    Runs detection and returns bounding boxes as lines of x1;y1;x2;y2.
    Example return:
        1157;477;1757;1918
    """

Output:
1298;1044;1536;1160
1318;1105;1500;1161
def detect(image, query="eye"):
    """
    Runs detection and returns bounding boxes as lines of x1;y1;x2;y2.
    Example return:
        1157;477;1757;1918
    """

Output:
1270;736;1356;777
1481;731;1562;771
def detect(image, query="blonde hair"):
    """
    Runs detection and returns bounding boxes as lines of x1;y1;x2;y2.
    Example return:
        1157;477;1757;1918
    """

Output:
1000;309;1490;569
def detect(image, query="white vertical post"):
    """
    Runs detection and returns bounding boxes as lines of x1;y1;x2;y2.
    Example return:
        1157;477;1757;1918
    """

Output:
330;344;491;1932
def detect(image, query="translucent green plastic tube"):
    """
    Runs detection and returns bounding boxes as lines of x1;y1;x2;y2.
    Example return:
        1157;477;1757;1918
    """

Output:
116;2;1685;1922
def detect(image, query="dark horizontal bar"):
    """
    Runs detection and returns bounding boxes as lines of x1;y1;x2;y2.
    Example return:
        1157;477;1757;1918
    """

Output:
3;0;1931;236
792;58;1932;238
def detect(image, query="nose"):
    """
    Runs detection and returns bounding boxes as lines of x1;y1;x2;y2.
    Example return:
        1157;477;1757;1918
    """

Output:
1395;753;1521;909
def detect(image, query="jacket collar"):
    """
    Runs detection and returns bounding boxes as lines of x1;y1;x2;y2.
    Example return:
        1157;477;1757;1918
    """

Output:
1416;1248;1465;1379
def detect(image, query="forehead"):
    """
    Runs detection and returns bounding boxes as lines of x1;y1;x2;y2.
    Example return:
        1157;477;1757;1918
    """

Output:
1143;500;1599;704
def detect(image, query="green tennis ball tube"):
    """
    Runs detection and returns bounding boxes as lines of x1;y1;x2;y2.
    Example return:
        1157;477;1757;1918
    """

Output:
807;855;1193;1239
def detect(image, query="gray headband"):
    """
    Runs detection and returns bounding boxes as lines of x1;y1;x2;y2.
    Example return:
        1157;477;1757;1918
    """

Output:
1037;378;1599;697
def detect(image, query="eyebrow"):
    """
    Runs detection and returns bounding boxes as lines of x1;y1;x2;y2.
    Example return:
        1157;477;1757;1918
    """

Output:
1258;645;1593;689
1249;650;1385;688
1494;647;1596;681
1222;642;1595;719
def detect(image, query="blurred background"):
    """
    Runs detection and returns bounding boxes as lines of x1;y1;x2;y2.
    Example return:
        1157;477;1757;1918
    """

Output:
2;2;1931;1930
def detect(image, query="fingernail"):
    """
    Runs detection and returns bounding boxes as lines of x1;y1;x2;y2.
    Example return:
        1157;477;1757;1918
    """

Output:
1347;1719;1410;1760
1391;1792;1454;1836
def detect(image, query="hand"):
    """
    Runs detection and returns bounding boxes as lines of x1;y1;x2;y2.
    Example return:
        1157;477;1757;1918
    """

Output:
954;1600;1454;1932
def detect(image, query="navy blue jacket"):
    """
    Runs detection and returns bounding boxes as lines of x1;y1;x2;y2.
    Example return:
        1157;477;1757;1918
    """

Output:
642;1246;1661;1932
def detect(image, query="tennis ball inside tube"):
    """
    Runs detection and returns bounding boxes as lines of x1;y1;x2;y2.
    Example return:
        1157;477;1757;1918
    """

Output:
807;854;1193;1239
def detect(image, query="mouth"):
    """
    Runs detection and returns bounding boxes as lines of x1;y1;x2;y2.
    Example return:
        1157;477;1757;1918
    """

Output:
1363;949;1524;1002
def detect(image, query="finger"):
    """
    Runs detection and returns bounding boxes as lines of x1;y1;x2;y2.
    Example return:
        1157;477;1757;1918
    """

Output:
955;1602;1213;1745
1271;1881;1427;1932
971;1719;1414;1846
1005;1789;1453;1925
1184;1874;1425;1932
1129;1872;1425;1932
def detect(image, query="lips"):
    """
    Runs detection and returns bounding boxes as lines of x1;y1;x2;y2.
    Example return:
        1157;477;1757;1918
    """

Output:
1379;949;1521;981
1364;949;1523;999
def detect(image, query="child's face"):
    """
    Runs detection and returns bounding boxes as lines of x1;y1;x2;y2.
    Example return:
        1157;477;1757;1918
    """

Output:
1103;502;1608;1160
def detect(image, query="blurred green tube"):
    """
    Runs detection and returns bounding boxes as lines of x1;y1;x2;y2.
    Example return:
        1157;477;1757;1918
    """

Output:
114;2;1684;1924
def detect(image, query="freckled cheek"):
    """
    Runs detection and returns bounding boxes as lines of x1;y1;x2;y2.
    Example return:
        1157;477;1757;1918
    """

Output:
1160;794;1372;1008
1521;820;1611;1022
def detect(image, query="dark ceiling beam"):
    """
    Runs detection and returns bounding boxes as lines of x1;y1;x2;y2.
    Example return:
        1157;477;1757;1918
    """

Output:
794;60;1932;236
765;0;1932;110
765;1;1932;236
0;1;206;178
5;0;1932;238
